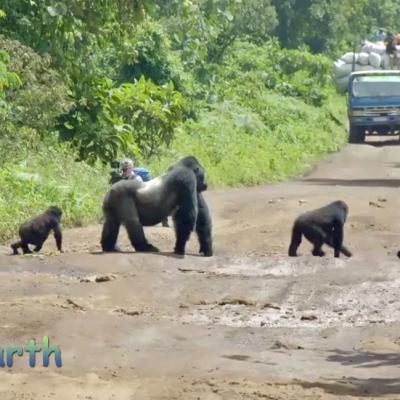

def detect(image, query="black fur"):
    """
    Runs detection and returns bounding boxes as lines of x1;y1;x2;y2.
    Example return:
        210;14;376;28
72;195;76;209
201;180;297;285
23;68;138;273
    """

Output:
101;156;213;256
11;206;63;255
288;200;352;258
196;192;213;256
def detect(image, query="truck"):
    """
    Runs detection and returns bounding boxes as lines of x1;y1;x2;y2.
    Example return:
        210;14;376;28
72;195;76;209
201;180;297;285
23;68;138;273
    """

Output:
348;70;400;143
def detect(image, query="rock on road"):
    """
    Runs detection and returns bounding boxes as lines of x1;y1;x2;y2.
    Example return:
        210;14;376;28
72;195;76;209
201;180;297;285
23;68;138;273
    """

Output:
1;139;400;399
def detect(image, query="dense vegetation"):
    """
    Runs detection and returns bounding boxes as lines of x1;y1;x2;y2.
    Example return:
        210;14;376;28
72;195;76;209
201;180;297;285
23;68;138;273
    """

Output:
0;0;399;239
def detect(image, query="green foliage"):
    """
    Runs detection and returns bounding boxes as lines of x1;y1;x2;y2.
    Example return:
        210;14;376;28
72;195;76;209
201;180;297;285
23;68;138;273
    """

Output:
0;50;20;93
216;40;332;107
0;37;71;138
59;76;185;162
204;0;277;63
364;0;400;35
272;0;400;55
148;93;347;187
0;0;154;67
146;38;347;186
159;0;277;72
107;78;185;157
0;142;108;241
118;20;176;85
57;77;123;164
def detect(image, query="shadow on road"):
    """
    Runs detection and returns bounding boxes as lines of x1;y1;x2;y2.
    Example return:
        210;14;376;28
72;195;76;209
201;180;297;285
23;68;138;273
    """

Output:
296;349;400;396
366;139;400;147
302;178;400;188
299;378;400;397
90;250;203;259
327;349;400;369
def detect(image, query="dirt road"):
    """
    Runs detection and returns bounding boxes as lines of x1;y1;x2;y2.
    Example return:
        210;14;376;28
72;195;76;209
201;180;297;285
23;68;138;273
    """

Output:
1;139;400;399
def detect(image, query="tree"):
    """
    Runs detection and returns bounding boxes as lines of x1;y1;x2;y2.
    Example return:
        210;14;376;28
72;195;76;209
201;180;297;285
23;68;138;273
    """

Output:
156;0;277;69
272;0;400;55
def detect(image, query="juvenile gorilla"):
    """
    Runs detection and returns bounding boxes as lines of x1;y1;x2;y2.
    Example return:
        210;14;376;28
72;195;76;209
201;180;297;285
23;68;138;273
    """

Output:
288;200;352;258
101;156;213;256
11;206;63;255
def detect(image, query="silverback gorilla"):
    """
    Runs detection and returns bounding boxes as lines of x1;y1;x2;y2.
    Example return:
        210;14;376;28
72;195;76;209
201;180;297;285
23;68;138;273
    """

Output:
11;206;63;254
288;200;352;258
101;156;213;256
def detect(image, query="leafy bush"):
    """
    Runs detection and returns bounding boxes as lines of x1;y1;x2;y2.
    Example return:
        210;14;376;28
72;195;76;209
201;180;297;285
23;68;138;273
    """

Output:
0;36;72;135
118;20;176;85
218;40;333;106
146;42;347;187
148;92;347;187
59;76;185;162
0;142;108;241
0;49;20;92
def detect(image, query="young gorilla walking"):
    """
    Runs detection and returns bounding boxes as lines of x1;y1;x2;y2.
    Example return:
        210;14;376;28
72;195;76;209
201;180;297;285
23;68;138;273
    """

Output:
11;206;63;254
288;200;352;258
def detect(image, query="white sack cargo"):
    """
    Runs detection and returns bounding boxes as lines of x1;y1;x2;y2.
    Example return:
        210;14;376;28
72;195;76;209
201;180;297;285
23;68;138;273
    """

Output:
381;53;391;69
358;52;369;65
361;41;372;53
341;52;358;63
336;75;350;92
369;52;381;68
333;60;353;78
361;41;386;54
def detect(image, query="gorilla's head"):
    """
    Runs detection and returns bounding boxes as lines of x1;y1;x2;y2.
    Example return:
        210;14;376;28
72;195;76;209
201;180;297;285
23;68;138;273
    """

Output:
179;156;208;192
47;206;63;219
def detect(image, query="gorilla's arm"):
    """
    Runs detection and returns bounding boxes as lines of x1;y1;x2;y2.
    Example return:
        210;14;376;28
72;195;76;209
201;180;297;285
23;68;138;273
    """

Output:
288;224;302;257
119;197;158;251
196;192;213;256
332;218;343;257
52;220;63;252
118;196;159;252
327;217;352;257
173;177;198;255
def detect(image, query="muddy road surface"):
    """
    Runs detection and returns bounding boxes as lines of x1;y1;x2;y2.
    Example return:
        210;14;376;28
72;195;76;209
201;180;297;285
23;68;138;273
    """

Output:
1;139;400;399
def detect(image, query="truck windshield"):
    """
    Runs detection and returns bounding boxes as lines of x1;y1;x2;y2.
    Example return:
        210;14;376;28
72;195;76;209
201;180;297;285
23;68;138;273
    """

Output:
352;75;400;97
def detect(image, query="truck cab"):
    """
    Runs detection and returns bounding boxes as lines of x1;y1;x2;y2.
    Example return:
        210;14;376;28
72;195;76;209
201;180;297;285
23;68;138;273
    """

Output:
348;70;400;143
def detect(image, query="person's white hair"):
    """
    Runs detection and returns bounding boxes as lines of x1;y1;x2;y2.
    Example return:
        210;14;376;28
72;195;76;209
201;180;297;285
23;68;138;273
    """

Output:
120;159;134;170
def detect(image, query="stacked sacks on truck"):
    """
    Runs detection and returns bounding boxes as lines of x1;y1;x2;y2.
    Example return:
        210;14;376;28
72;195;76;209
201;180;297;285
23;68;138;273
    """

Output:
333;58;354;92
333;41;391;92
361;41;386;54
358;52;369;65
333;51;378;92
333;37;400;92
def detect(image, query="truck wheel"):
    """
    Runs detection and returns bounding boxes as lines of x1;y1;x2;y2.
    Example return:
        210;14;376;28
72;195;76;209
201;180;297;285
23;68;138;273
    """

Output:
349;125;365;143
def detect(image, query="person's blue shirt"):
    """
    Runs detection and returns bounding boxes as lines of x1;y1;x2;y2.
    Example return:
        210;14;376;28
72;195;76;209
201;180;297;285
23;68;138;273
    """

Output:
134;167;151;182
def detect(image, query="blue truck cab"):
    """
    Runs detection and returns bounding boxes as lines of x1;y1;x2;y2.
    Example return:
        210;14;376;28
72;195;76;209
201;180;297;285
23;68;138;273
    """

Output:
348;70;400;143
